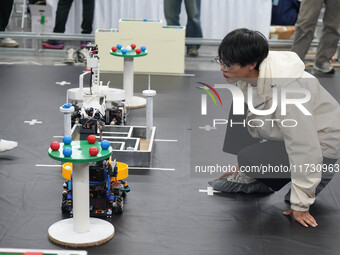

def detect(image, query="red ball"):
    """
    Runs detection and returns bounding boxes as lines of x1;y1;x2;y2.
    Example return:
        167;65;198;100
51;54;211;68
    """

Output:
89;146;99;156
87;135;96;144
131;43;136;49
50;141;60;151
136;48;142;54
111;46;117;52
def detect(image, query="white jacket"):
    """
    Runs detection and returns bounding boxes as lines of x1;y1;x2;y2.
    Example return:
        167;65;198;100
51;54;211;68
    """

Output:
237;51;340;211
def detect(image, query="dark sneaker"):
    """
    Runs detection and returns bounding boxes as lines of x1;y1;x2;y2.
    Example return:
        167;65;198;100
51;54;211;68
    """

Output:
76;48;90;63
188;47;199;57
42;40;64;49
313;62;335;74
208;172;274;193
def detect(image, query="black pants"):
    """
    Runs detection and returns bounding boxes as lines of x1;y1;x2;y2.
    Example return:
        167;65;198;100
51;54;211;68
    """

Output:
53;0;94;34
223;102;337;193
0;0;14;31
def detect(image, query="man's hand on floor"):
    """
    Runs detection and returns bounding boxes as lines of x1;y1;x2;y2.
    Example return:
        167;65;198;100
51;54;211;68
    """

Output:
283;209;318;228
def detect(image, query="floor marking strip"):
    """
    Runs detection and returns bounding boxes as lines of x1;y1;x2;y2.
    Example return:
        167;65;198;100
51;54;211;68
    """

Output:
154;139;178;142
129;167;175;171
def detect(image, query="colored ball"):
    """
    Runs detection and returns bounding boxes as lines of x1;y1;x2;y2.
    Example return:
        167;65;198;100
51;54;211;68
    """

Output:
63;147;72;157
117;43;122;49
89;146;99;156
131;43;136;49
101;140;110;150
121;48;127;54
63;136;72;145
143;18;147;22
50;141;60;151
87;135;96;144
136;48;142;54
126;45;132;51
141;46;146;51
111;46;117;52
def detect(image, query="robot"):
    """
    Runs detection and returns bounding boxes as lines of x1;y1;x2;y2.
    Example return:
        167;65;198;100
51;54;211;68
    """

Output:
61;158;130;217
67;43;127;130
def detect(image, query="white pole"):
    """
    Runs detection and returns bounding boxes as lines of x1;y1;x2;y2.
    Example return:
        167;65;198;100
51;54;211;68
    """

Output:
60;105;75;137
64;113;71;137
123;58;134;104
142;89;156;140
72;162;90;233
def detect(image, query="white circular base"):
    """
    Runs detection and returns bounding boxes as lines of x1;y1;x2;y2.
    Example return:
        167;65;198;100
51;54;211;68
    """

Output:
48;218;114;247
126;96;146;109
67;87;125;102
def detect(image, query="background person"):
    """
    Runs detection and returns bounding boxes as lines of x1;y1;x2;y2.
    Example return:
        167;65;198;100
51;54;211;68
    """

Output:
291;0;340;74
0;0;19;48
42;0;94;49
164;0;202;57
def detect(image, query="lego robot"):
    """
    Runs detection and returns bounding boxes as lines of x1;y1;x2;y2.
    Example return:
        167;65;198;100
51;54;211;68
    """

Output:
61;158;130;217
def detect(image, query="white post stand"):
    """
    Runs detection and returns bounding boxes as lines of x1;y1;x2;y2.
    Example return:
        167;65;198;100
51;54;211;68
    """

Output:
73;162;90;232
48;161;115;247
48;141;115;247
123;57;146;108
60;104;75;137
142;89;156;140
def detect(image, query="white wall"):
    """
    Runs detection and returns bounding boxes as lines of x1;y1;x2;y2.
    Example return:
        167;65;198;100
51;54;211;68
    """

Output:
46;0;272;39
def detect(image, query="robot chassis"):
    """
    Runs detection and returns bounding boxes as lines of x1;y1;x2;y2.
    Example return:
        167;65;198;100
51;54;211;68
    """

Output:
67;43;127;132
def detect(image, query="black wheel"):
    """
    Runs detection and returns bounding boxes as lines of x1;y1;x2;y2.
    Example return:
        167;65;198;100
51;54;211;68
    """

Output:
115;197;124;214
121;191;126;198
61;198;71;214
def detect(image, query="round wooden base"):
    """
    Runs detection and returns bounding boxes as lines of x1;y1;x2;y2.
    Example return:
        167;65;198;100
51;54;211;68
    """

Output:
126;96;147;109
48;218;114;247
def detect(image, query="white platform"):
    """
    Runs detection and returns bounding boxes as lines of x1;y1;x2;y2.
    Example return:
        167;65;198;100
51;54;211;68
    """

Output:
67;87;125;103
48;218;115;247
126;96;147;109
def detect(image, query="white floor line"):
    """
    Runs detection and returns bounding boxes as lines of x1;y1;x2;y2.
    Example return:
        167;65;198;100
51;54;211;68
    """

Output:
0;61;42;65
53;136;63;138
36;164;62;168
154;139;178;142
129;167;175;171
199;186;221;196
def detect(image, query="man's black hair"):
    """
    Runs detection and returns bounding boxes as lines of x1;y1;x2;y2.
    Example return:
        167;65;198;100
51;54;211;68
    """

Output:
218;28;269;70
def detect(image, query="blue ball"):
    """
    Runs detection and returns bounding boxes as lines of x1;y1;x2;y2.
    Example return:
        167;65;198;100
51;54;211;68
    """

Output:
101;140;110;150
117;43;122;49
63;147;72;157
143;18;147;22
121;48;127;54
141;46;146;51
63;136;72;145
